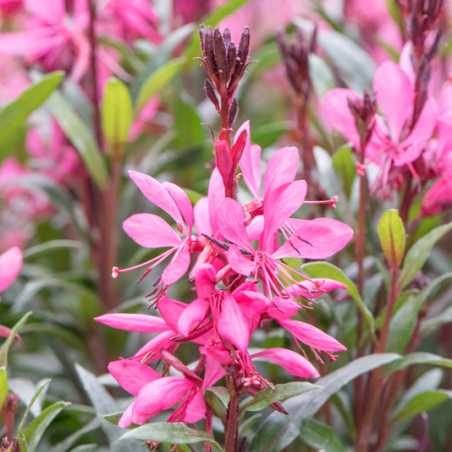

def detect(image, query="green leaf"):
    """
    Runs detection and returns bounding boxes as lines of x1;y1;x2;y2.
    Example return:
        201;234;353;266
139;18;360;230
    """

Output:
377;209;406;268
0;312;33;367
387;352;452;374
121;422;224;451
102;78;133;150
399;222;452;289
299;419;347;452
301;261;375;337
136;57;184;112
332;145;356;198
0;367;8;409
48;92;108;188
205;387;229;421
17;379;52;432
250;354;400;451
24;240;83;259
0;72;64;160
309;54;336;97
241;382;319;413
21;401;70;452
172;96;206;149
393;390;452;421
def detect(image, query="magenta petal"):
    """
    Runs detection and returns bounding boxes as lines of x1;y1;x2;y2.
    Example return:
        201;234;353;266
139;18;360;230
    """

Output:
374;61;414;140
128;170;183;224
182;390;206;423
194;264;216;299
163;182;194;229
217;198;252;251
279;319;346;353
157;297;186;332
134;330;175;360
118;401;135;428
178;298;210;337
321;89;360;146
283;279;346;299
95;313;168;333
161;244;191;285
0;246;23;293
238;121;261;198
123;213;181;248
108;359;160;395
194;197;212;236
262;180;307;251
273;217;353;259
202;355;225;390
217;293;250;351
252;348;319;379
132;376;194;424
226;245;254;276
208;168;226;233
267;297;301;320
263;146;299;196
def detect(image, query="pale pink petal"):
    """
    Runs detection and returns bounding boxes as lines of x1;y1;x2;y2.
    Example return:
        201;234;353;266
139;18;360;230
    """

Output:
273;218;353;259
279;319;346;353
157;297;186;332
283;279;346;299
182;390;206;423
178;298;210;337
132;377;194;424
95;313;168;333
128;170;183;224
118;401;135;428
422;177;452;214
252;348;319;378
108;359;160;395
161;244;190;285
217;293;249;351
263;146;299;196
123;213;181;248
0;247;23;292
163;182;194;229
25;0;65;22
0;325;12;338
217;198;252;250
247;215;264;241
238;121;261;198
226;245;254;276
194;197;212;236
208;168;225;234
374;61;414;140
404;97;438;146
261;180;307;251
321;89;360;145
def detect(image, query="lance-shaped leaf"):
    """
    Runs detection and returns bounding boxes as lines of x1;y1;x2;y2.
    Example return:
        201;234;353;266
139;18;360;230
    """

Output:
0;312;32;367
0;71;63;160
121;422;224;451
102;78;133;151
399;222;452;289
377;209;406;268
300;419;347;452
48;92;108;188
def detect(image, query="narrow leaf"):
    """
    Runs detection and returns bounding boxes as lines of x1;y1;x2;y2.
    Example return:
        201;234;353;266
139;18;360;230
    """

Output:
377;209;406;268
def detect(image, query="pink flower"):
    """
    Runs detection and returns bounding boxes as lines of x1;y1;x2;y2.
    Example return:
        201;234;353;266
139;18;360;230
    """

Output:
0;247;23;293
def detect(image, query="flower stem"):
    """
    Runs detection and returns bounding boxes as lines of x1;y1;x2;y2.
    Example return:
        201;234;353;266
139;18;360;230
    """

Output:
224;376;240;452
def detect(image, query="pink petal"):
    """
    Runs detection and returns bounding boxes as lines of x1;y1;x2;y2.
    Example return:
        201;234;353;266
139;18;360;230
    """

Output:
118;401;135;428
263;146;299;196
374;61;414;140
208;168;225;234
95;313;168;333
178;298;210;337
247;215;264;241
266;297;301;320
132;376;194;424
404;97;438;146
157;297;186;332
423;177;452;214
238;121;261;198
182;390;206;423
283;279;346;299
194;197;211;236
0;247;23;292
108;359;160;395
261;180;307;251
194;264;216;299
226;245;254;276
321;89;361;146
252;348;319;378
163;182;194;229
217;198;252;250
0;325;12;338
279;319;346;353
202;355;225;390
25;0;65;22
161;244;191;285
128;170;183;225
273;218;353;259
134;330;175;361
217;293;250;351
123;213;181;248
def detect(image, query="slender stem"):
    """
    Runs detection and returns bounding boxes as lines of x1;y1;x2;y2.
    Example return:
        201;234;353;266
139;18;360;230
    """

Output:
224;375;240;452
356;267;400;452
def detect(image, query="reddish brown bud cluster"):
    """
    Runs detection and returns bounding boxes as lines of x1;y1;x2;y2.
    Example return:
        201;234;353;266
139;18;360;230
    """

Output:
347;92;377;153
277;28;317;104
199;26;250;136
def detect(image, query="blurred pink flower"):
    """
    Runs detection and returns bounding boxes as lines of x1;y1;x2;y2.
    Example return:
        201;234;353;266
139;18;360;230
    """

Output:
0;247;23;292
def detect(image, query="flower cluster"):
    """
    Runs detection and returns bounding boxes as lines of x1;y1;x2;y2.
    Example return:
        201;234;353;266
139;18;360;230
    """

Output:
96;121;353;427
